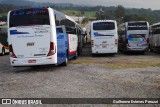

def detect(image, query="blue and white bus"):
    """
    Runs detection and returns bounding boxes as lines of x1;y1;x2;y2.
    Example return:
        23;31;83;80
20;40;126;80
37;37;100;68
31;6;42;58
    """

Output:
8;7;79;67
118;21;149;53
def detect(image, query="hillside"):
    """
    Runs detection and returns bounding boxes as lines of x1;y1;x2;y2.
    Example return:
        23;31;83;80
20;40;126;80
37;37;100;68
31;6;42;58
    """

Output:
0;1;160;24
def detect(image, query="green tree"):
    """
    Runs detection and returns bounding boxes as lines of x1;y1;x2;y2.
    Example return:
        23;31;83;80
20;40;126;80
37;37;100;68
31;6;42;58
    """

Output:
95;8;105;20
115;5;125;19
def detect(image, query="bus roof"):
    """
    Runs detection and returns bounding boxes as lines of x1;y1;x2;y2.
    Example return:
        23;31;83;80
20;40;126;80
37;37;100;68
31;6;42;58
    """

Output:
126;21;148;23
92;20;116;23
150;22;160;27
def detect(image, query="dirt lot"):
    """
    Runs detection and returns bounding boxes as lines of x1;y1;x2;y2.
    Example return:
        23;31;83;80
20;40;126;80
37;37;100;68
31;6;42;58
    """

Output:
0;52;160;107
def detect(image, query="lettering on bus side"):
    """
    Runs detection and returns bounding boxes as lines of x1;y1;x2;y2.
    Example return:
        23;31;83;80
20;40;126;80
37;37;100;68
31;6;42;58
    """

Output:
13;10;48;16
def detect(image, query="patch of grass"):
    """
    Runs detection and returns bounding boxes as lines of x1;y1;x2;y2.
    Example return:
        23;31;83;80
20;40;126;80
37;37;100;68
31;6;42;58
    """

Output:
60;10;95;18
70;58;160;69
70;58;95;64
84;11;95;18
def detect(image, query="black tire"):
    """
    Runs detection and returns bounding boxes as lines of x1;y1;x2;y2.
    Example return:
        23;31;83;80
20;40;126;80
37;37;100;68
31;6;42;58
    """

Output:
149;45;153;52
92;54;95;57
1;47;5;56
141;51;146;55
62;52;68;66
111;53;116;57
73;51;78;59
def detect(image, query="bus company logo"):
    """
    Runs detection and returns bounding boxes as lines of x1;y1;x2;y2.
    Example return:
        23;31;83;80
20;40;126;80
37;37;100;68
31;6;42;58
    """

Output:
27;42;35;46
2;99;11;104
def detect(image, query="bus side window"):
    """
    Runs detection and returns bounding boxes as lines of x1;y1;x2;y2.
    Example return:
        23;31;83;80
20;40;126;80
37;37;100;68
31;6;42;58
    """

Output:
56;28;63;34
66;27;76;35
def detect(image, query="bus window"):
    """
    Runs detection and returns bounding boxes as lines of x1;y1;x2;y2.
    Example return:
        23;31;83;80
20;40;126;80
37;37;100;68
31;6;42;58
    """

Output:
56;27;63;33
66;27;76;34
9;9;50;27
93;22;115;30
128;22;148;30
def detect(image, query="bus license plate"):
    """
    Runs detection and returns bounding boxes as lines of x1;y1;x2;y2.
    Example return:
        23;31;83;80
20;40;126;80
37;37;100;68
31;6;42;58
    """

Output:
102;45;107;48
28;60;36;63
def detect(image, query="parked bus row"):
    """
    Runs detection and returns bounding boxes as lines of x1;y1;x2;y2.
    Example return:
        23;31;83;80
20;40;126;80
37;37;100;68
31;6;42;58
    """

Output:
7;7;86;67
3;7;160;67
89;20;160;54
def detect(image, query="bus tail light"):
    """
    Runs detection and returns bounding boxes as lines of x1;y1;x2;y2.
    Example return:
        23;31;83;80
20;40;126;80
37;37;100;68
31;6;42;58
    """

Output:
9;45;17;58
115;39;118;45
91;40;94;47
47;42;56;56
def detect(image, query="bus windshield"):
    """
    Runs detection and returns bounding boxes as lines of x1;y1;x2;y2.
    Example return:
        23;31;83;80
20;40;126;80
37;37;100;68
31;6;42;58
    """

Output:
9;8;50;27
93;22;115;30
128;22;148;30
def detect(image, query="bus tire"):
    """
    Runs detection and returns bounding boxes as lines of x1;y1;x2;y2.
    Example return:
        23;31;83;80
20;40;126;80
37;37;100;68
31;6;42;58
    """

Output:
92;54;95;57
149;45;153;52
141;51;145;55
62;52;68;66
1;47;5;56
73;50;78;59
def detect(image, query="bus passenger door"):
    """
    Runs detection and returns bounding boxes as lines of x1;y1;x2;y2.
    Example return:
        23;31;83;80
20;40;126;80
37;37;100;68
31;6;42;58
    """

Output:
66;27;78;59
56;26;66;64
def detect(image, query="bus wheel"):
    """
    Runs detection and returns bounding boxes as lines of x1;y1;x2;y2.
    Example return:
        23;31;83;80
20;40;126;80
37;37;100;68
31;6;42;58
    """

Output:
73;51;78;59
141;51;145;55
1;47;5;56
149;45;153;52
62;53;68;66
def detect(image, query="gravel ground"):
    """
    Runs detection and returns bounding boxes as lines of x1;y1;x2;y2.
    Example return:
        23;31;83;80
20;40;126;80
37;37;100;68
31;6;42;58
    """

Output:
0;53;160;107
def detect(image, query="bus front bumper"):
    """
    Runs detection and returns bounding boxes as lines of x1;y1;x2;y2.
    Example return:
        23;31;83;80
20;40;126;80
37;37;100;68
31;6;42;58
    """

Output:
126;46;148;52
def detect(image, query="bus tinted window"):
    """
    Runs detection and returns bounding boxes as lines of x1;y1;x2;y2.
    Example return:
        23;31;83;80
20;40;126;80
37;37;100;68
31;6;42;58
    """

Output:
128;22;148;30
93;22;115;30
66;27;77;34
56;28;63;33
152;28;160;34
9;9;50;27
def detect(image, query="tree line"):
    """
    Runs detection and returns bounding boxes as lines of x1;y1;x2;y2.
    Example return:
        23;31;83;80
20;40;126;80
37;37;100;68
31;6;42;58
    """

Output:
1;4;160;24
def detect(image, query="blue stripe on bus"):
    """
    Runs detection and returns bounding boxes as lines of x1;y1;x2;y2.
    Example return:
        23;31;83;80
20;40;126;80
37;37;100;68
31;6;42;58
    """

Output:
10;30;29;35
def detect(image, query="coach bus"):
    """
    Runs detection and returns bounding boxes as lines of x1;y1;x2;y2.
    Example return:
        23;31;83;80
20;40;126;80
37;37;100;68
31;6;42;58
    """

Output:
118;21;149;53
8;7;80;67
0;25;9;55
90;20;118;55
149;22;160;51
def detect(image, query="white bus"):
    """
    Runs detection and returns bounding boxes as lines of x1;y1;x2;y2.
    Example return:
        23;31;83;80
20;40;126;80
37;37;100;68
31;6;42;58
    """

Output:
90;20;118;55
149;22;160;51
0;25;9;55
118;21;149;53
8;7;79;67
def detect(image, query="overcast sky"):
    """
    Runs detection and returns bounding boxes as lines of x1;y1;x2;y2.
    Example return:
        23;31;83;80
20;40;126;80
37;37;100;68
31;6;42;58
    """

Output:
29;0;160;10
